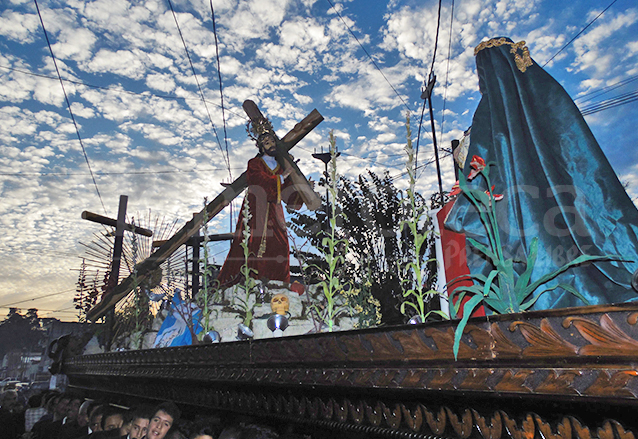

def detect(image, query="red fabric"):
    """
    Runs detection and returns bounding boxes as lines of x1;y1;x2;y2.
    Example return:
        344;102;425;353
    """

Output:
437;200;485;319
217;156;302;288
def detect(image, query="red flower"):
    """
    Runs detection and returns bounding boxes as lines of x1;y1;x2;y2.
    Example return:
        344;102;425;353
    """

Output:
485;185;503;202
467;155;486;180
449;181;461;197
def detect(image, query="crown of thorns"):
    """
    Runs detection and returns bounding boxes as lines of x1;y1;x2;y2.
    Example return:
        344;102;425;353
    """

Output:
246;117;275;143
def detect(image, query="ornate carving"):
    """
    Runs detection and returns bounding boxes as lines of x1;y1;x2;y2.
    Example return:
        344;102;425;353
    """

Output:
564;314;638;356
63;303;638;438
510;319;578;357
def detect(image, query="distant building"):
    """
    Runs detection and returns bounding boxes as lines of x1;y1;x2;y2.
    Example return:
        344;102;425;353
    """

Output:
1;318;96;385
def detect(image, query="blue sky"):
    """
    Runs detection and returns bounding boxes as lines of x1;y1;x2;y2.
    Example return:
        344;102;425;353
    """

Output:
1;0;637;319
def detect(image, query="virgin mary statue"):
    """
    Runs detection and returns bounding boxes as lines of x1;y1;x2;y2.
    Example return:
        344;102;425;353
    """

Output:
445;37;638;310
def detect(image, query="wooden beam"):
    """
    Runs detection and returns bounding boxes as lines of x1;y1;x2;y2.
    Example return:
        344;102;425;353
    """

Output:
87;108;323;321
152;233;234;248
243;100;322;211
81;211;153;237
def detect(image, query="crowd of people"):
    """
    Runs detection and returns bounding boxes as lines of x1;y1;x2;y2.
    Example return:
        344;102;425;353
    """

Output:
0;389;290;439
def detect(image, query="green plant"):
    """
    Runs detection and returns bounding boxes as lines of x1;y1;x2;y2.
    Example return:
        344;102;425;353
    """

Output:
310;131;349;331
343;269;382;329
450;155;617;358
231;196;259;329
398;112;448;323
195;197;220;339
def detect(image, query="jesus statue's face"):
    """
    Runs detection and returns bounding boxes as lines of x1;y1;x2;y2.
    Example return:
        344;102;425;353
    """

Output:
261;135;277;156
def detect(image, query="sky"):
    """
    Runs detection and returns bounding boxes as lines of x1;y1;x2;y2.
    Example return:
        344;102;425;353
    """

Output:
0;0;637;321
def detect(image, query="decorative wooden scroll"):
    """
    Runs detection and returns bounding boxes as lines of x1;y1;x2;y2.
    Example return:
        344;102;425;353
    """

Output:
63;302;638;438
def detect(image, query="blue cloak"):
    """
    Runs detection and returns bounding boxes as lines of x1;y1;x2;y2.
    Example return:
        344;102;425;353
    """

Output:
445;37;638;310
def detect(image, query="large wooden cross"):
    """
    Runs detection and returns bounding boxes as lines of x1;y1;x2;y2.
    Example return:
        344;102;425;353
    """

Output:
87;103;323;321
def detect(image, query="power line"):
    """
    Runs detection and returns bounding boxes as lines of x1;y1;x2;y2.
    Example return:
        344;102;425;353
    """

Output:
580;88;638;116
0;166;243;177
415;0;443;172
439;0;455;146
209;0;231;181
33;0;107;214
573;75;638;104
167;0;232;178
324;0;411;113
542;0;618;67
0;288;76;309
0;306;77;315
0;65;248;120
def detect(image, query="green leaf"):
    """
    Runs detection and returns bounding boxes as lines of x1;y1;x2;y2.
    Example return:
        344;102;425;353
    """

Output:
483;269;499;298
520;283;589;310
452;294;483;360
514;238;539;299
524;254;620;297
467;237;498;263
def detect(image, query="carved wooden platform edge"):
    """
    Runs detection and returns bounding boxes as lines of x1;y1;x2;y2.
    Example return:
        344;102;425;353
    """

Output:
64;303;638;438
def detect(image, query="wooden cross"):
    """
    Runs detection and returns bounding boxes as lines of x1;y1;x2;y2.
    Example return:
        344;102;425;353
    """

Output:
82;195;153;346
82;195;153;292
87;105;323;321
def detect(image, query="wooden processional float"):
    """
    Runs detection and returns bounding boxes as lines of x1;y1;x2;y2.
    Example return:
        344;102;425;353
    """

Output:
66;102;638;438
62;302;638;438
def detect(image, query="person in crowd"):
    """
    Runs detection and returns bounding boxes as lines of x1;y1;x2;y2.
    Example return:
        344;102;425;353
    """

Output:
0;390;25;439
189;426;215;439
24;392;47;433
88;404;106;434
57;394;85;438
122;406;152;439
218;423;279;439
62;399;93;438
147;402;181;439
31;393;73;439
101;406;125;432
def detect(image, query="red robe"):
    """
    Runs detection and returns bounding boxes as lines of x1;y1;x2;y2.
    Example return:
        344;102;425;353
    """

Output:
216;156;303;287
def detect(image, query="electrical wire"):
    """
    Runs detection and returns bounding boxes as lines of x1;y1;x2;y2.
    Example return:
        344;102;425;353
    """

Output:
324;0;411;113
542;0;618;67
439;0;455;147
33;0;107;214
414;0;443;174
0;288;76;309
167;0;232;179
0;167;243;177
209;0;231;181
580;88;638;116
0;65;248;120
573;75;638;104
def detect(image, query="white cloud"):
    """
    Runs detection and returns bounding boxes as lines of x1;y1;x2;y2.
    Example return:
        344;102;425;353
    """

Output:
0;11;39;42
